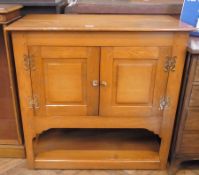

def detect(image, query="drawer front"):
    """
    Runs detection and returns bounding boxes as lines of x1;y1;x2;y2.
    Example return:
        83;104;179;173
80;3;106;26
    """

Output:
180;133;199;154
189;85;199;107
194;60;199;82
185;109;199;130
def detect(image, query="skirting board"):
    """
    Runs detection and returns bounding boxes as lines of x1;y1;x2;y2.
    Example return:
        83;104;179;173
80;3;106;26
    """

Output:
0;145;25;158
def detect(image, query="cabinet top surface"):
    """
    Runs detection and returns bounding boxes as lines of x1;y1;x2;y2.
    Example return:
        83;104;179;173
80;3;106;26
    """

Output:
0;4;22;13
6;14;194;32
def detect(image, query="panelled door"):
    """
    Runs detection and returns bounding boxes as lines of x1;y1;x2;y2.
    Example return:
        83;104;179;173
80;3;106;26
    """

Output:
28;46;100;117
100;47;171;117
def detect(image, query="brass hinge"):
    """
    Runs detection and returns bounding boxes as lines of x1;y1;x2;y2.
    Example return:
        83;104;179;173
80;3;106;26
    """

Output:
24;54;36;71
159;97;170;111
164;56;176;72
28;95;40;110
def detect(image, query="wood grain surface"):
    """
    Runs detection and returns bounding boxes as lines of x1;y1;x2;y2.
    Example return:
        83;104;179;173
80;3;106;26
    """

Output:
0;4;22;13
6;14;194;32
10;14;190;169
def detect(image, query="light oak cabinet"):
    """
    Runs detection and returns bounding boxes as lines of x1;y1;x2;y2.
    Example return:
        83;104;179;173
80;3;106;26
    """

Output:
7;15;193;169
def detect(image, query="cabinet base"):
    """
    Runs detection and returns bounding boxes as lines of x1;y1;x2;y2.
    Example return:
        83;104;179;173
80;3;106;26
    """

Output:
0;145;25;158
30;129;163;170
34;159;161;170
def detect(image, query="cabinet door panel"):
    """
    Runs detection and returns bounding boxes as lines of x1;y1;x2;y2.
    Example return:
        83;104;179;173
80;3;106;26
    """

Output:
100;47;170;117
29;46;100;117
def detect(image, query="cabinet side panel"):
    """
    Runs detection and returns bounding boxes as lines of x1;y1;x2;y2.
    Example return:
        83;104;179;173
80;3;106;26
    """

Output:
159;32;189;168
12;32;35;168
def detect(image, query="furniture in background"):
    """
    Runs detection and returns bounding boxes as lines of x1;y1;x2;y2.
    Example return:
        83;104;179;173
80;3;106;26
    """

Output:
0;0;68;14
0;1;68;158
169;37;199;174
6;14;193;169
0;4;24;158
65;0;183;15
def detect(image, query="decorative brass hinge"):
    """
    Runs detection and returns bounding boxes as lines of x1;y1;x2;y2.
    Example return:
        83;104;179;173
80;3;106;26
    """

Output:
28;95;40;110
159;96;170;111
24;54;36;71
164;56;177;72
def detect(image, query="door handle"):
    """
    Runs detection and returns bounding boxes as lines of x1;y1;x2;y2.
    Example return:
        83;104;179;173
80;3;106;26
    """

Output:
92;80;99;87
92;80;107;87
100;81;107;87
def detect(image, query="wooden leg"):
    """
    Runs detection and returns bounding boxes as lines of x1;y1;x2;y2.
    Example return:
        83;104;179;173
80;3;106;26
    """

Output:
168;159;181;175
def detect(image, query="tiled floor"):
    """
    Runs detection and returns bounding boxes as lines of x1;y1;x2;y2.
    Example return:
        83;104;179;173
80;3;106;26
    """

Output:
0;158;199;175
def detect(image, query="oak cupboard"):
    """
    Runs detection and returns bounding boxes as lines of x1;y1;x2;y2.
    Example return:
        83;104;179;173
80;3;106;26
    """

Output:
6;14;193;169
0;4;24;158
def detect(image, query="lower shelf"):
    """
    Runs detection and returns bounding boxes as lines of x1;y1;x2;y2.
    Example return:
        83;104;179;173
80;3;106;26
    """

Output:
33;129;161;169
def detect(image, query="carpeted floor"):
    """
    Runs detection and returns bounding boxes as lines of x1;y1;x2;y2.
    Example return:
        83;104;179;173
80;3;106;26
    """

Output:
0;158;198;175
